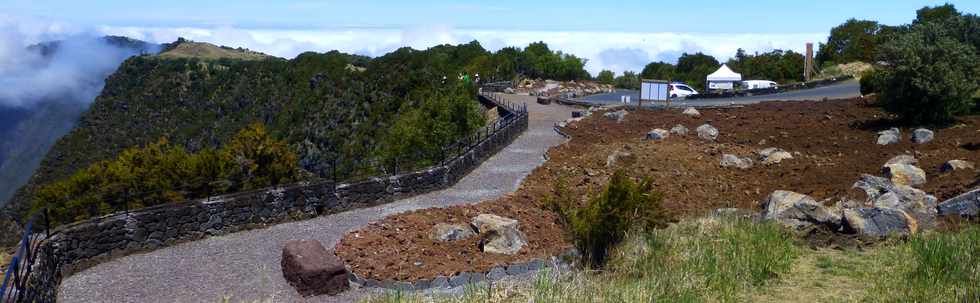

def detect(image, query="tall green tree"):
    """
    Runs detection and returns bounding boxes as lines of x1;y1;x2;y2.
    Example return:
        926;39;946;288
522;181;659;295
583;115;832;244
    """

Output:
727;49;805;84
914;4;960;25
614;71;641;90
676;52;720;90
876;22;979;124
640;62;675;81
816;19;881;66
596;70;615;85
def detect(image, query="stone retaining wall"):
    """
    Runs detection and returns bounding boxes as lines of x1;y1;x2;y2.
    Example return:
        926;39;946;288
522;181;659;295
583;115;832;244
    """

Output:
349;249;580;291
24;94;528;302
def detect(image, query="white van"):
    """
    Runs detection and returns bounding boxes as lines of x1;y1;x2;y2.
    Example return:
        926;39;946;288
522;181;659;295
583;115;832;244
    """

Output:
669;83;699;98
742;80;778;90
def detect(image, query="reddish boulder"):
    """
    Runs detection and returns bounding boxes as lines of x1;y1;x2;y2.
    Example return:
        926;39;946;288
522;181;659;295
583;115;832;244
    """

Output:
281;240;349;296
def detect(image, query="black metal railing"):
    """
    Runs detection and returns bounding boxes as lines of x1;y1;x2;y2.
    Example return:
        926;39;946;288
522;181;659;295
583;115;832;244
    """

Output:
480;81;512;93
1;211;50;303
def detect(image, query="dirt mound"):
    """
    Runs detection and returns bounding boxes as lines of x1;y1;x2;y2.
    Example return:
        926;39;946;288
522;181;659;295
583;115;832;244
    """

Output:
335;195;570;281
337;98;980;282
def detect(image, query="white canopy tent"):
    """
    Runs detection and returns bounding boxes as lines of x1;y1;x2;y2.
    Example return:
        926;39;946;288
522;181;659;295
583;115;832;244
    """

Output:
706;64;742;91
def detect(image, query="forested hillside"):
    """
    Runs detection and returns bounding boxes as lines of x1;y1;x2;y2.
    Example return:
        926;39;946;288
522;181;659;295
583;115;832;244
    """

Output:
2;39;590;234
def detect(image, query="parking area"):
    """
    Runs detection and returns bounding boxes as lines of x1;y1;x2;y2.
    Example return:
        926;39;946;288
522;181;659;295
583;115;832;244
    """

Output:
573;80;860;108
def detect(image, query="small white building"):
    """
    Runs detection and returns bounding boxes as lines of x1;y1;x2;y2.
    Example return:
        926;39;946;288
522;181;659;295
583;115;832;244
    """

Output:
706;64;742;91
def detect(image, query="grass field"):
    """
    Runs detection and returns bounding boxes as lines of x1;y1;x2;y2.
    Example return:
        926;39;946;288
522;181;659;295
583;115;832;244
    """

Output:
364;216;980;303
157;41;270;61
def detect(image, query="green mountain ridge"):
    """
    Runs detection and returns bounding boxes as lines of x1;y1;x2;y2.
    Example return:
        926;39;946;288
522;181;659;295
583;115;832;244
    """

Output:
2;41;483;220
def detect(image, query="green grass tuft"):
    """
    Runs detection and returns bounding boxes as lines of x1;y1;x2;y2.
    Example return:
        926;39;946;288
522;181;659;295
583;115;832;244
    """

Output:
864;226;980;302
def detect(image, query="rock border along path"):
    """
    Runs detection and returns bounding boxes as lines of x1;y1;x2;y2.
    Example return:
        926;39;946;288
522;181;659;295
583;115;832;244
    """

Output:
58;95;574;303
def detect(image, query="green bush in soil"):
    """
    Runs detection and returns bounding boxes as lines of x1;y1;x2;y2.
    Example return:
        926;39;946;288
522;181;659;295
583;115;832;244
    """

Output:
548;171;669;267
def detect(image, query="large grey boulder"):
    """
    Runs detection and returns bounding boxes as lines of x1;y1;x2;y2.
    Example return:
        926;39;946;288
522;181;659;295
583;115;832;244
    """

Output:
429;223;476;242
872;185;938;229
720;154;754;170
670;124;689;135
882;164;927;187
885;155;918;166
471;214;528;255
942;160;975;172
937;189;980;219
911;128;934;144
758;148;793;165
843;208;916;237
853;174;897;201
696;124;719;141
646;129;670;141
762;190;842;230
682;107;701;117
604;110;627;123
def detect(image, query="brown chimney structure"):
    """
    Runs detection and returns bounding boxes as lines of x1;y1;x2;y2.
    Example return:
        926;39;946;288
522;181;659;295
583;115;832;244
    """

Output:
805;43;815;82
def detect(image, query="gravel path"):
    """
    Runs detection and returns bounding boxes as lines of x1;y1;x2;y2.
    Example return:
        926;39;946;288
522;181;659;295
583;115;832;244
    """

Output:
57;95;574;303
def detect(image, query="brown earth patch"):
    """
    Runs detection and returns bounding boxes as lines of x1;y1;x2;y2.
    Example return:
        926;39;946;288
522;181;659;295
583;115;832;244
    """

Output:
334;194;571;282
337;98;980;282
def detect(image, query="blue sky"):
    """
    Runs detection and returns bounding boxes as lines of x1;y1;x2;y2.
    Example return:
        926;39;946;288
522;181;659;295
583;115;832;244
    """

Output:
6;0;977;32
2;1;978;75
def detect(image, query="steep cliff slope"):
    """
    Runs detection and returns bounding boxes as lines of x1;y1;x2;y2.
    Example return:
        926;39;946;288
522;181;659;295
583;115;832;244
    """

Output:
3;39;490;232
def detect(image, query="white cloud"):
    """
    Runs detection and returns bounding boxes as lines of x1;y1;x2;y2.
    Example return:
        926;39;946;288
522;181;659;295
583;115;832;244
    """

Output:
96;25;826;76
0;16;146;108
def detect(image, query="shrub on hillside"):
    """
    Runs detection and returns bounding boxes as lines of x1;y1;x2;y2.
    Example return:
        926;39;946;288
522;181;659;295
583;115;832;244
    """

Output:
219;123;299;192
876;23;979;124
859;68;885;95
377;83;484;172
548;171;669;266
32;123;299;225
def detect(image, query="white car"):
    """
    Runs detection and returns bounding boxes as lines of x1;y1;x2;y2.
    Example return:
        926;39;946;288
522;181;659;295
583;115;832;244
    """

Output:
669;83;699;98
742;80;778;90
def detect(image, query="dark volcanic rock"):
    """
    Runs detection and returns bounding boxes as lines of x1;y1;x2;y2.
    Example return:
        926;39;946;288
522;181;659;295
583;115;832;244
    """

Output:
843;208;915;237
937;189;980;219
281;240;349;296
762;190;841;231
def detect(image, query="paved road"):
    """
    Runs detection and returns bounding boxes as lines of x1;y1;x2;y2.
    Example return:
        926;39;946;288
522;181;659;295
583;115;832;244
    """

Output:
574;80;860;108
57;95;574;303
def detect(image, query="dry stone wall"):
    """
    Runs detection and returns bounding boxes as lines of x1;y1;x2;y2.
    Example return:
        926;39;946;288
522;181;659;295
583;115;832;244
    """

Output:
24;94;528;302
